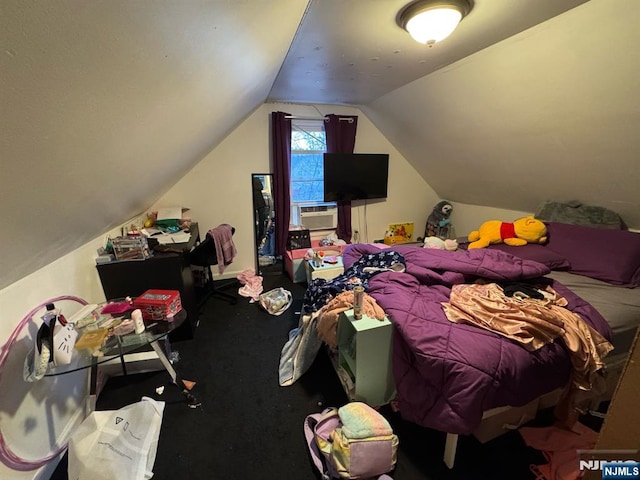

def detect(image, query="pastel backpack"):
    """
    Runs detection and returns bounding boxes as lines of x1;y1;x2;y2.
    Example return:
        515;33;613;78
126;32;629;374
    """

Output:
304;402;398;480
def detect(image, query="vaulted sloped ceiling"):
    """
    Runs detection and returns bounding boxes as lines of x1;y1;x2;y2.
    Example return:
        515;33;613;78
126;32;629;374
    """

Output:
0;0;307;290
268;0;590;105
361;0;640;228
2;0;639;292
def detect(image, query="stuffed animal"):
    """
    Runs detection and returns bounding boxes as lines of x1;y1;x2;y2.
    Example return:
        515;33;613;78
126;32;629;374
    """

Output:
425;200;453;238
423;236;458;251
467;216;547;249
384;230;406;245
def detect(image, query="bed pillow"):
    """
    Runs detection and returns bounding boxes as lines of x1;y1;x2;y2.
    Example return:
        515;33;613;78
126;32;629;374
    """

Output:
485;244;571;270
544;222;640;287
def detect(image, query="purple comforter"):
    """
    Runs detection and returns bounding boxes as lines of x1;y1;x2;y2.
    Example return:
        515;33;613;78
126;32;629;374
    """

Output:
343;244;612;435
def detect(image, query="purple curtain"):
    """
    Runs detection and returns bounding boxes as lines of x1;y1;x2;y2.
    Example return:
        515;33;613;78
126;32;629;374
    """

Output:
271;111;292;257
324;114;358;243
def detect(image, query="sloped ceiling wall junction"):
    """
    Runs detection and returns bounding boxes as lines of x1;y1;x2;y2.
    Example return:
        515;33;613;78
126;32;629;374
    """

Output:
0;0;307;290
1;0;638;292
363;0;640;227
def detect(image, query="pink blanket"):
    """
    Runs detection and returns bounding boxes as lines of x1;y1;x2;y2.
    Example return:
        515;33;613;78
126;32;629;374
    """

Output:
519;422;598;480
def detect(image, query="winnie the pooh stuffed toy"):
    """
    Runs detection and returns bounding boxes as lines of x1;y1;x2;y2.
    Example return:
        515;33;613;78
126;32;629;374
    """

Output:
467;216;547;249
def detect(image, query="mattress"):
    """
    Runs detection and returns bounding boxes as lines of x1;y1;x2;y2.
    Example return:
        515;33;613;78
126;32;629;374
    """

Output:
547;271;640;356
341;244;612;435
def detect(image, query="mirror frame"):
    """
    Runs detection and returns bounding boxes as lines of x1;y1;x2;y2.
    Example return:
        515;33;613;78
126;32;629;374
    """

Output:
252;173;277;275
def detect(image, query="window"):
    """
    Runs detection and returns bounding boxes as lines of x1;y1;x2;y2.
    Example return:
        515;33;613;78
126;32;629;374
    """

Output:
289;119;339;231
290;119;326;204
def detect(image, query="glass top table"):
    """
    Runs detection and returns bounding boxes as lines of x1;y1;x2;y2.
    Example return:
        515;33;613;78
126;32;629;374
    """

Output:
44;307;187;377
43;301;199;412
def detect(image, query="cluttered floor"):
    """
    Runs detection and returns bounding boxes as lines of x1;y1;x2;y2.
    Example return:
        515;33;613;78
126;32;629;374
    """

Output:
50;270;605;480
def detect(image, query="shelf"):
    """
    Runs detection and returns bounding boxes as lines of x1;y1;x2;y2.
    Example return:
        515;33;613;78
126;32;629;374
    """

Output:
334;309;395;406
340;350;356;376
335;364;356;400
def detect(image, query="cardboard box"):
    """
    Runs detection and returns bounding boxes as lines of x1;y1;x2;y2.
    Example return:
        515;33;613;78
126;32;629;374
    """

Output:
284;252;307;283
384;235;407;245
385;222;415;244
133;289;182;321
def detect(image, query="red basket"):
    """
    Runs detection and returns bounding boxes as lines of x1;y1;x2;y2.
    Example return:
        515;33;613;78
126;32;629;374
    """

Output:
133;289;182;321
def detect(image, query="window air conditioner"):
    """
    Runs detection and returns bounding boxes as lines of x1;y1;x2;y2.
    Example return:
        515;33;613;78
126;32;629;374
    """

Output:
298;204;338;230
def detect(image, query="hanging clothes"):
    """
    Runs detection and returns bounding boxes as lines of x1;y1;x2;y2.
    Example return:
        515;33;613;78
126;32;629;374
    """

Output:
208;224;237;274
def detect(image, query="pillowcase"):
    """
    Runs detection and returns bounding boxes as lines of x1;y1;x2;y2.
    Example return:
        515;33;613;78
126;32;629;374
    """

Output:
486;243;571;270
544;222;640;287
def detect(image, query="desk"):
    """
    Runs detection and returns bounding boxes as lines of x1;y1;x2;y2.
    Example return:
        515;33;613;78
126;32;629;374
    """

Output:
96;224;200;342
45;308;199;414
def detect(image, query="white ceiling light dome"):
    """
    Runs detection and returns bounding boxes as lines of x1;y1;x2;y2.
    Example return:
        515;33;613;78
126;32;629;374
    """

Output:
397;0;472;46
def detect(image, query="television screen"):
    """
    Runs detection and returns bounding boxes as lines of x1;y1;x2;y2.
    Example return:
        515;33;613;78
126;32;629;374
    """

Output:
323;153;389;202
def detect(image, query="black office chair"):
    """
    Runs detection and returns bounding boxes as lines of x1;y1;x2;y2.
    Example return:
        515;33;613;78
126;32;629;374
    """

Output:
189;226;238;305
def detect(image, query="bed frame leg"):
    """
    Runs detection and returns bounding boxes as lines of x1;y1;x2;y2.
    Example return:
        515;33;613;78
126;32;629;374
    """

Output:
444;433;458;469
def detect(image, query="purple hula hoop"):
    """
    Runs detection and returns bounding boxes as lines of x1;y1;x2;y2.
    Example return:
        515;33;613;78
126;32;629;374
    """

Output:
0;295;88;471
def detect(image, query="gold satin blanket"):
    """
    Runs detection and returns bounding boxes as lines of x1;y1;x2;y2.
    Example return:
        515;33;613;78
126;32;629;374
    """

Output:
442;282;613;425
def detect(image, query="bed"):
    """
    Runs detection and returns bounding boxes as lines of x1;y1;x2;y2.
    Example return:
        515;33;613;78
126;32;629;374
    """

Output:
333;220;640;467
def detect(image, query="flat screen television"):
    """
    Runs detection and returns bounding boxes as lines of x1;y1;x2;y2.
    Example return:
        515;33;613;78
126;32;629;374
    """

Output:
323;153;389;202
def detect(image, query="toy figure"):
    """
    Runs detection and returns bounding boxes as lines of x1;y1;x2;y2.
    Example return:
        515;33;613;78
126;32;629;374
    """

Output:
425;201;453;239
423;236;458;250
467;216;548;249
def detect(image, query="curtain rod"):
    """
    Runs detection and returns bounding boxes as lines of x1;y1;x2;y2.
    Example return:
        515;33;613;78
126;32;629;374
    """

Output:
285;115;354;122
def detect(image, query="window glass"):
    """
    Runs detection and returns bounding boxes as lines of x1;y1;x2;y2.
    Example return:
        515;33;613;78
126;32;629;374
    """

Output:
291;120;326;204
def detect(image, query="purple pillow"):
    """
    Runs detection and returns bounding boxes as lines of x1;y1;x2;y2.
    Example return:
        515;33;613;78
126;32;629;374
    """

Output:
486;244;571;270
545;222;640;287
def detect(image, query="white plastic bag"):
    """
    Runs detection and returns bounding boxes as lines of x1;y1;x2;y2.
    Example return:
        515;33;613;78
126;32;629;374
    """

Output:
259;287;293;316
68;397;165;480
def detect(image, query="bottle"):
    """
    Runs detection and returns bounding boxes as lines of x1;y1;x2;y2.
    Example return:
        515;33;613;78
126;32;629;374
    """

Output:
132;309;145;334
353;286;364;320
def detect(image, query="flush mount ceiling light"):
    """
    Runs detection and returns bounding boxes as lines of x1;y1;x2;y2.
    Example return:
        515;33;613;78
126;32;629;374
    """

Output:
397;0;472;46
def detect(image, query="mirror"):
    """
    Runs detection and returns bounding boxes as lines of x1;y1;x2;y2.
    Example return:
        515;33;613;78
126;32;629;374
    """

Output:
252;173;280;275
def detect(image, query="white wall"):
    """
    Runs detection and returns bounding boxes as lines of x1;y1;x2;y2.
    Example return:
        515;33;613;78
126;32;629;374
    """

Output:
348;106;440;244
0;0;307;292
0;101;530;479
152;102;441;272
0;215;160;479
363;0;640;230
0;234;112;479
452;202;533;239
